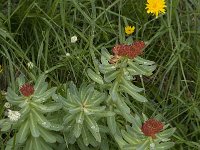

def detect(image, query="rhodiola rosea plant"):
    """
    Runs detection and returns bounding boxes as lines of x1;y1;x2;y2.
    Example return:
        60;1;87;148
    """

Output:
0;74;63;150
0;42;175;149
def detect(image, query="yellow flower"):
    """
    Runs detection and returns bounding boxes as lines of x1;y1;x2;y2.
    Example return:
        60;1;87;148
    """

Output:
146;0;167;18
0;65;3;73
125;26;135;35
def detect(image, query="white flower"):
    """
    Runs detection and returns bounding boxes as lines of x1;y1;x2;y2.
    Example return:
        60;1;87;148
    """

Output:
27;62;34;69
7;109;21;122
71;36;78;43
4;102;11;109
66;53;70;56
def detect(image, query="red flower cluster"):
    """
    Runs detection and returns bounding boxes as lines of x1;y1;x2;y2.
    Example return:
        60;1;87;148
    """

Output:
112;41;145;59
141;119;164;138
20;83;34;97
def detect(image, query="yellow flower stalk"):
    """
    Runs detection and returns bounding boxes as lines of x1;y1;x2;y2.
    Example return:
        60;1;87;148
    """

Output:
146;0;167;18
125;26;135;35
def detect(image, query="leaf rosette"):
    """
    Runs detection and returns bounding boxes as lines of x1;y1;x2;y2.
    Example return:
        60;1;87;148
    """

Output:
54;82;112;146
0;74;63;150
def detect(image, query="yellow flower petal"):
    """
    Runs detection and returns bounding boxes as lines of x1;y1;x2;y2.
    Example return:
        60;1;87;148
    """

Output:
125;26;135;35
146;0;167;18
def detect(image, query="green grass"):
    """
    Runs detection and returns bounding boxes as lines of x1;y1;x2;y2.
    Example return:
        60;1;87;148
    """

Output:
0;0;200;149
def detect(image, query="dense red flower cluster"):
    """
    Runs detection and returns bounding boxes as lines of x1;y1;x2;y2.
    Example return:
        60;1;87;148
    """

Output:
112;41;145;59
19;83;34;97
141;118;164;138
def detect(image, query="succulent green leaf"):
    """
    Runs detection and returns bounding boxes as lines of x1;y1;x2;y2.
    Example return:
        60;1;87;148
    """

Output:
68;107;82;114
29;113;40;137
136;139;149;150
82;126;90;146
128;61;153;76
1;121;11;131
104;70;120;83
38;125;57;143
85;115;101;142
99;64;116;74
87;68;104;84
34;74;47;94
157;128;176;139
76;112;84;124
40;122;63;131
73;123;82;138
120;84;148;102
56;95;76;107
17;120;30;143
121;77;144;92
134;56;155;65
107;115;116;134
33;87;57;103
101;47;112;60
17;74;25;87
116;98;130;114
63;114;76;124
24;137;34;150
31;102;62;113
156;142;175;150
110;81;119;101
87;92;106;106
31;108;51;127
121;130;138;145
33;137;43;150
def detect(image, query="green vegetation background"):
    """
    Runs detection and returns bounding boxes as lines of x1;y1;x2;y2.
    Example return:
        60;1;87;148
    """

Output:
0;0;200;149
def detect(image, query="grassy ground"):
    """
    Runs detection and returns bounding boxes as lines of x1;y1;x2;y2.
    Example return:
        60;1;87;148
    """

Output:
0;0;200;149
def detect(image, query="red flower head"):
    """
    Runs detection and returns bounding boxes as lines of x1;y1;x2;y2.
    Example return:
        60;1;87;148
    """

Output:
141;118;164;138
112;41;145;59
20;83;34;97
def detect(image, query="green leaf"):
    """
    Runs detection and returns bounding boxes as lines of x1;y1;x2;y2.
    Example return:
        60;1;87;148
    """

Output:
99;64;116;74
134;56;155;65
104;70;120;83
1;121;11;131
110;81;119;101
34;74;47;94
17;120;30;143
76;112;84;124
120;84;148;102
157;128;176;139
17;74;25;87
29;112;40;137
38;125;57;143
33;87;57;103
116;98;130;114
87;92;106;106
31;108;51;127
24;137;34;150
121;77;144;92
31;102;62;113
33;137;43;150
82;126;90;146
121;130;138;145
87;68;104;84
73;123;82;138
68;107;82;114
63;114;76;124
128;61;153;76
136;139;149;150
55;95;77;107
101;47;112;60
40;122;63;131
156;142;175;150
107;115;116;134
85;115;101;142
